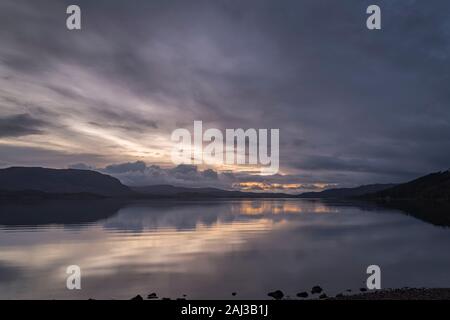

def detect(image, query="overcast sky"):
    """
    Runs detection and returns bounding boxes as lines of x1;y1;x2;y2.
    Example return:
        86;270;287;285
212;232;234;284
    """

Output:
1;0;450;192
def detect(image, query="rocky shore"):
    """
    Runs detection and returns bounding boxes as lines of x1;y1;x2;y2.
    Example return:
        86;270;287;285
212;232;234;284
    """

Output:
127;287;450;301
332;288;450;300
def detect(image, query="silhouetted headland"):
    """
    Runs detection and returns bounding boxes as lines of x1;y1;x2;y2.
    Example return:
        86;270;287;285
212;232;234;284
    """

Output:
297;184;396;199
363;170;450;200
0;167;132;197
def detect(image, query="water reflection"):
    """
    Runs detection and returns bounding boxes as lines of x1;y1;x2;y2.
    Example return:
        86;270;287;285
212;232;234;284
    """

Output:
231;200;339;215
0;199;449;299
0;199;125;227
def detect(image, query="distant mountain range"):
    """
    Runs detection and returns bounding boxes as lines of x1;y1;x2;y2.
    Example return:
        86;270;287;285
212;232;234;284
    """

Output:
132;184;291;198
132;185;225;195
297;184;396;199
0;167;291;199
1;166;450;201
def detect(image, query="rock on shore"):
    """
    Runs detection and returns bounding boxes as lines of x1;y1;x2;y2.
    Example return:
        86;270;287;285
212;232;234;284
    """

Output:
333;288;450;300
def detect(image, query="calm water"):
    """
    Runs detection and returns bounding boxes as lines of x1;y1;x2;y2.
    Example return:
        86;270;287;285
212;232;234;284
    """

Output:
0;199;449;299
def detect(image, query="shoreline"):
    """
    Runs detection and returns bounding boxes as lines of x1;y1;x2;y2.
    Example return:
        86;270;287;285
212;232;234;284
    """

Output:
332;288;450;300
126;288;450;301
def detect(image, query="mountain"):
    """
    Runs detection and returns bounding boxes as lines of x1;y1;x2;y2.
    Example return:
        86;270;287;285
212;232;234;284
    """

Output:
0;167;293;199
367;170;450;200
132;185;292;198
0;167;133;197
298;184;396;199
12;166;450;201
132;185;228;196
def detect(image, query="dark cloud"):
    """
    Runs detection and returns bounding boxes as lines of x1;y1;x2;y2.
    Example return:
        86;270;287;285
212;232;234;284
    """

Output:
47;84;160;132
0;145;105;168
296;154;421;177
1;0;450;187
98;163;229;188
70;161;333;193
202;168;218;180
104;161;147;174
0;262;22;283
0;113;46;137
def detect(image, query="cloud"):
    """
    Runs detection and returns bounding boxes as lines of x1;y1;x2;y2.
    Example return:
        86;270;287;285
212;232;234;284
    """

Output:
296;154;420;177
1;0;450;187
68;161;338;193
202;168;218;180
0;145;105;168
98;162;227;188
235;181;335;193
0;113;46;137
103;161;147;174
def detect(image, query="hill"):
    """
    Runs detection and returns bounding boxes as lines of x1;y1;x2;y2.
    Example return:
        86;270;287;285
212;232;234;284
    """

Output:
132;185;292;198
0;167;133;197
298;184;396;199
368;170;450;200
0;167;294;199
132;185;227;196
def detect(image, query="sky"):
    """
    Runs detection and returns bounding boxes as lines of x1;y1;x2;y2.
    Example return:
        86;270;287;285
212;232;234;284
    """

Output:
0;0;450;192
